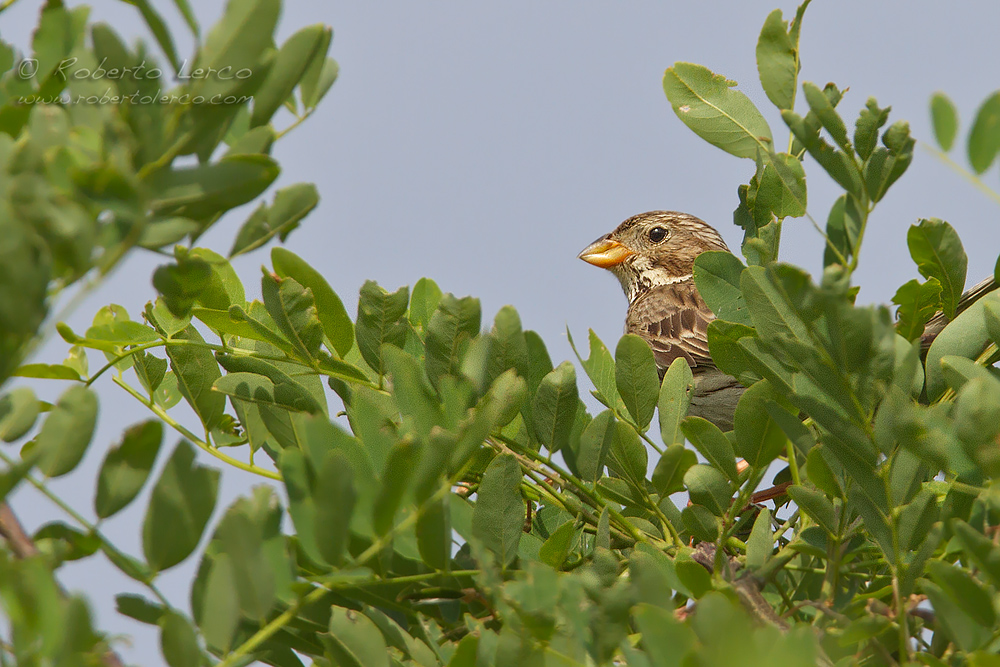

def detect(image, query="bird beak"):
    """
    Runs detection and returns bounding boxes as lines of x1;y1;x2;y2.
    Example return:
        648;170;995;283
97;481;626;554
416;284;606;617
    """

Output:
578;236;633;268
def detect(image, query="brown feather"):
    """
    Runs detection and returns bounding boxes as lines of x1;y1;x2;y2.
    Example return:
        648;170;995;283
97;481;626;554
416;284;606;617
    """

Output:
625;281;715;372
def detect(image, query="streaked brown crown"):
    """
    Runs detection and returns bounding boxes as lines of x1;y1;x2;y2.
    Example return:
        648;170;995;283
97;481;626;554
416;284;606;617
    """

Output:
584;211;730;303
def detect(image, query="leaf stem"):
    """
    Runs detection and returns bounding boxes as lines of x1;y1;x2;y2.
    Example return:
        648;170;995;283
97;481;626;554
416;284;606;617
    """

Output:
112;375;281;480
921;142;1000;207
275;109;316;141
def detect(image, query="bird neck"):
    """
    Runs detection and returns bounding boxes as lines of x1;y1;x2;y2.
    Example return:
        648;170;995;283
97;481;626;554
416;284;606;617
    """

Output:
620;269;694;304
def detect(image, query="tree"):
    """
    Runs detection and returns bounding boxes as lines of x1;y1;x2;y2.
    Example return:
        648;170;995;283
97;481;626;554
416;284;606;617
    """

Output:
3;1;1000;665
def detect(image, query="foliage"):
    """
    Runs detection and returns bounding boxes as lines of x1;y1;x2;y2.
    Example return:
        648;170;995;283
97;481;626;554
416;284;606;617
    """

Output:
3;1;1000;666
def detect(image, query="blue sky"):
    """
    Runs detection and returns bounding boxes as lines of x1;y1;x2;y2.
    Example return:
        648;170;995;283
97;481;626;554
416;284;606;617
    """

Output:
5;0;1000;663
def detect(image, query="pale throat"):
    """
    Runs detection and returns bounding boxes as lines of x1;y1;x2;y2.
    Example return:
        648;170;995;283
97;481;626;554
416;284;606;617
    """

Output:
615;258;694;303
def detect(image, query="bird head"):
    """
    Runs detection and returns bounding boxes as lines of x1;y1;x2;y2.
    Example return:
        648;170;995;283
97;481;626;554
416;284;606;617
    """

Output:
578;211;730;303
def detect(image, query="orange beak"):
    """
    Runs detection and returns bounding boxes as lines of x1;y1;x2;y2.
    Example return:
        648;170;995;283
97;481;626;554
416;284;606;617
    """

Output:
578;237;633;268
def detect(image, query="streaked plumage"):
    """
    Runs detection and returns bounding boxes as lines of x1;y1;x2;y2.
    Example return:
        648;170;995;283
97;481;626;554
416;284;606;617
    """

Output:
579;211;743;430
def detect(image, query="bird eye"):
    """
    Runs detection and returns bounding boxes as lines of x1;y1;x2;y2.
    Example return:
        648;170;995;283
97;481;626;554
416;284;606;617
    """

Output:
648;226;668;243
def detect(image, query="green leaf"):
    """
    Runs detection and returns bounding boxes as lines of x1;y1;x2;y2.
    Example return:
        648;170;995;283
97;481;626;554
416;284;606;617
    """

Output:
787;486;837;536
907;218;967;319
681;417;738;481
926;560;996;629
652;444;697;497
425;294;481;389
213;372;322;413
756;151;808;220
224;125;275;157
85;321;160;349
854;98;890;161
659;357;694;447
538;519;577;569
606;420;648;490
930;92;958;152
740;265;813;342
152;257;211;318
32;522;100;562
684;465;732;516
634;603;696;667
863;120;914;202
615;334;659;430
0;387;39;442
313;450;357;566
663;62;773;158
416;495;451;571
896;489;939;553
251;25;330;127
926;292;1000;400
95;420;163;519
382;345;443;437
189;0;279;99
471;453;524;567
892;278;943;342
409;277;443;331
12;363;83;381
939;355;998;394
693;251;750;326
261;271;324;361
198;554;239;652
129;0;180;71
139;218;201;251
229;184;320;258
145;298;191;338
968;91;1000;174
852;491;894;561
35;385;97;478
951;520;1000;587
803;81;850;152
160;611;201;667
216;504;276;621
323;606;391;667
568;328;626;414
188;248;245;311
486;305;530;384
143;441;220;573
733;380;787;470
300;45;338;110
116;593;165;626
132;352;168;399
149;155;280;222
279;448;323;565
681;504;721;540
373;440;420;536
355;281;409;376
705;320;764;388
272;247;353;357
192;306;279;347
746;508;773;569
782;108;862;197
755;9;798;111
578;410;614;482
824;194;863;267
923;581;990;652
531;361;579;452
164;325;225;430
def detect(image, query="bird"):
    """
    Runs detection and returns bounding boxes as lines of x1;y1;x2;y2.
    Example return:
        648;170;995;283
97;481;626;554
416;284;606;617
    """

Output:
579;210;1000;434
578;211;744;431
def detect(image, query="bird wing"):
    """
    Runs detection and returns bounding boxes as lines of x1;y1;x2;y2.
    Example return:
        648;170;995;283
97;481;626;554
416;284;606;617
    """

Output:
625;282;716;372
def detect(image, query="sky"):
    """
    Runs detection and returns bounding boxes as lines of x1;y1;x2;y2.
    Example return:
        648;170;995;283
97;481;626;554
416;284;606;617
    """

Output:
4;0;1000;664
